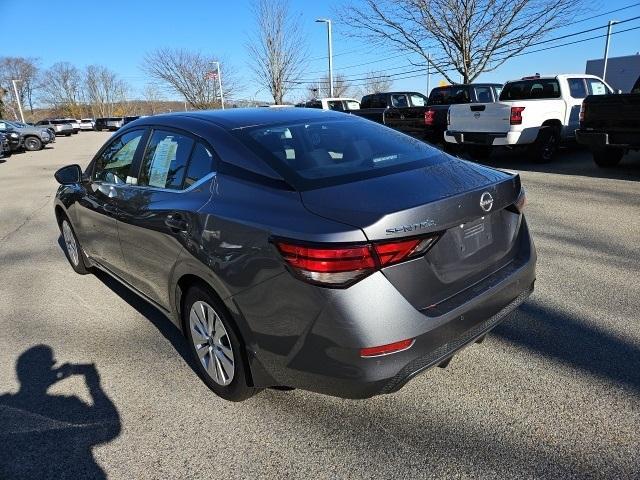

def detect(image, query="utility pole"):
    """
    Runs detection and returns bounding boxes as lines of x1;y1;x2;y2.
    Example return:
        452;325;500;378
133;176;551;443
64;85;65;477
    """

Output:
427;53;431;96
602;20;617;82
212;61;225;109
11;80;24;123
316;19;334;97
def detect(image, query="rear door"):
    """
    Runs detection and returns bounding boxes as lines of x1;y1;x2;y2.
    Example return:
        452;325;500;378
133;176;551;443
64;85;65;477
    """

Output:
114;128;215;308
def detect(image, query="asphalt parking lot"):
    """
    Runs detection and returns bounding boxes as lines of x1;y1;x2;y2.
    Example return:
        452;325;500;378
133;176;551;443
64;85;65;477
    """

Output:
1;132;639;479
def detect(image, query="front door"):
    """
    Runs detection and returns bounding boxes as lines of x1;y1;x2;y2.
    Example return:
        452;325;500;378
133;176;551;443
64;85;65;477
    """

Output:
74;129;146;275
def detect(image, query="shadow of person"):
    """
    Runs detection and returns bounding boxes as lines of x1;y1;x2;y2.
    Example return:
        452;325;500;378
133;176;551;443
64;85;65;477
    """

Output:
0;345;121;480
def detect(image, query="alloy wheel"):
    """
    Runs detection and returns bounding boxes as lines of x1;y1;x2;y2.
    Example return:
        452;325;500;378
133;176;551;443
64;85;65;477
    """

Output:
62;220;79;266
189;301;235;386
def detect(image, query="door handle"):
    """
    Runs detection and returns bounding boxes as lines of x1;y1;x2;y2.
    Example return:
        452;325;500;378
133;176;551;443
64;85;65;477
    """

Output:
165;213;189;232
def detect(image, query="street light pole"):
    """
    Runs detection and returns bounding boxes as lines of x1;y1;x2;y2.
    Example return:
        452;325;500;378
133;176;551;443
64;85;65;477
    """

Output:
11;79;25;123
316;19;334;97
602;20;617;82
427;53;431;96
212;61;225;109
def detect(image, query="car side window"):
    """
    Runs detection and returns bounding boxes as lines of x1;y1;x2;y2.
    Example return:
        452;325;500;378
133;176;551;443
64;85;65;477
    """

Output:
586;78;609;95
568;78;587;98
184;142;215;188
138;130;194;190
391;94;409;108
93;130;144;184
409;94;426;106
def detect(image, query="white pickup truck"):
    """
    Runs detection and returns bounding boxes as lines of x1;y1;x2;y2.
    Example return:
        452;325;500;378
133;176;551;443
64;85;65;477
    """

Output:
444;74;613;162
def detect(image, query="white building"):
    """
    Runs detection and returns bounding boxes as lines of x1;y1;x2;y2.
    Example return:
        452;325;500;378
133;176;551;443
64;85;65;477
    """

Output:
585;53;640;93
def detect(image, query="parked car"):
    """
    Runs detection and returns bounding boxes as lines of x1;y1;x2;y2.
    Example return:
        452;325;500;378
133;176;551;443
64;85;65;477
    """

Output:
0;123;22;151
424;83;503;144
123;115;143;125
105;117;125;131
445;74;614;162
0;132;11;158
53;108;536;401
13;121;56;143
36;119;74;136
576;74;640;167
0;119;53;151
350;91;436;139
79;118;95;131
59;118;80;134
297;98;361;111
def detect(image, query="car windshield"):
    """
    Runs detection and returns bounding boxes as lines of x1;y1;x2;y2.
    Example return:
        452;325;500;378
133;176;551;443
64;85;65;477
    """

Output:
500;79;561;100
240;118;444;190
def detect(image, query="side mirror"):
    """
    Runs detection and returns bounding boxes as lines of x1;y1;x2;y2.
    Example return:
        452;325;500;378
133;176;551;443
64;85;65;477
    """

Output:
54;164;82;185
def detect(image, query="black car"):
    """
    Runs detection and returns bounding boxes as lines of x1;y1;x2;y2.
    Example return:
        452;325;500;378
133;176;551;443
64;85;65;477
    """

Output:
54;109;536;401
0;132;11;158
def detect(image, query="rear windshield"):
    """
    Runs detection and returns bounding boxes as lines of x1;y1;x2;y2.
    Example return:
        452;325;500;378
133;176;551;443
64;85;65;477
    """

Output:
500;79;561;100
238;118;444;190
428;86;470;105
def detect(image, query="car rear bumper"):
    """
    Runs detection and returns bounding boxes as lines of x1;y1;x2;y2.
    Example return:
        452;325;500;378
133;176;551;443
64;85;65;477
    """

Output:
236;219;536;398
445;130;538;146
576;129;639;149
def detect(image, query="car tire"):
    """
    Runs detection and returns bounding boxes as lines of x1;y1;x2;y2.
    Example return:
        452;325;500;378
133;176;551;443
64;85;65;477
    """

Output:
65;133;71;137
23;136;43;151
183;285;258;402
592;147;624;168
60;218;91;275
529;127;559;163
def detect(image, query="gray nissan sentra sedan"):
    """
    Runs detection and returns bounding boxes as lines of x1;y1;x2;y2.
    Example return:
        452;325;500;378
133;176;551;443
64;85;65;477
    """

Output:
53;108;536;401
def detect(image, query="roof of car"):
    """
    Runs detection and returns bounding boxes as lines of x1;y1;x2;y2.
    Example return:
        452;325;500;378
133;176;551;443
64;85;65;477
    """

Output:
506;74;604;82
141;108;349;130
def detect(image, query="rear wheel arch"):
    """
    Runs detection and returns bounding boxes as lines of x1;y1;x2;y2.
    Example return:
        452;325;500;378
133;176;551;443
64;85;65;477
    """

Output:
540;119;562;133
175;274;256;387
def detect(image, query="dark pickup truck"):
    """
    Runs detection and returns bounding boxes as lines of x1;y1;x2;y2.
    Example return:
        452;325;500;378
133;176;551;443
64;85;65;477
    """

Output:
576;76;640;167
351;85;502;144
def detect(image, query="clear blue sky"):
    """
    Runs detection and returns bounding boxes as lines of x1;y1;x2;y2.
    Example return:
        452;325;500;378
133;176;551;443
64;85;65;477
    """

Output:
2;0;639;102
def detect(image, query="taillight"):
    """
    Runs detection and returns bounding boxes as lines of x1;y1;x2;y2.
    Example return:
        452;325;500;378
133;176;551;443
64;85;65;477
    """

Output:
579;102;586;127
424;109;435;126
275;234;440;287
509;106;525;125
513;187;527;213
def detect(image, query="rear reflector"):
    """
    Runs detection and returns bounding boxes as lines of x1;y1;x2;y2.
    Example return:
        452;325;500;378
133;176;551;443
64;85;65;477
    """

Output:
360;339;415;357
275;234;440;287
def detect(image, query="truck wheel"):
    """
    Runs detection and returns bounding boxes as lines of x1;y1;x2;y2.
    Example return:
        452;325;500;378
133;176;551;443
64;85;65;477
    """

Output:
592;148;624;168
23;136;43;151
529;128;559;163
467;145;492;160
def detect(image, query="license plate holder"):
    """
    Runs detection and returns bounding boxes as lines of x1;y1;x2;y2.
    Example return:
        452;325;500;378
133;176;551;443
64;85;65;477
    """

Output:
459;216;492;258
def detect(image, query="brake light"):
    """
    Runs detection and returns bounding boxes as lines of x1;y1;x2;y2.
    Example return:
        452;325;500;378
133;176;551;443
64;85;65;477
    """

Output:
510;107;525;125
360;338;415;357
424;109;435;126
275;235;440;287
579;102;586;127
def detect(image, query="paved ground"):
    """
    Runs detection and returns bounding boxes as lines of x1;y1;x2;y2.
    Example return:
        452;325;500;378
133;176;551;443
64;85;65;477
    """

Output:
1;133;639;479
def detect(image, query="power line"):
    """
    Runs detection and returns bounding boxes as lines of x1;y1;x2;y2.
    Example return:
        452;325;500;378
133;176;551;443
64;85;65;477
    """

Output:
292;14;640;85
298;5;640;82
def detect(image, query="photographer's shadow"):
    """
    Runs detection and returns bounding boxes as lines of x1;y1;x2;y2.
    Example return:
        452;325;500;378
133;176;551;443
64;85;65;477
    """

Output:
0;345;121;480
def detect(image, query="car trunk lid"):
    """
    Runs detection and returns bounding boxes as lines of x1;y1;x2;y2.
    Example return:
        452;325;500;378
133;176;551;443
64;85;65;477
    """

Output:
300;157;524;311
449;102;513;133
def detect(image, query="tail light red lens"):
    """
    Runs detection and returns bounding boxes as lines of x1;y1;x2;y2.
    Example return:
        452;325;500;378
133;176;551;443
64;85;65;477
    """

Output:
579;102;586;127
360;338;415;357
424;109;435;126
275;234;440;287
509;106;525;125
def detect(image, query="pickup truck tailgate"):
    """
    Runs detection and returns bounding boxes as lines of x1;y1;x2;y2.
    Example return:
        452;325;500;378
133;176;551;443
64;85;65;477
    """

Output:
449;103;512;133
583;94;640;131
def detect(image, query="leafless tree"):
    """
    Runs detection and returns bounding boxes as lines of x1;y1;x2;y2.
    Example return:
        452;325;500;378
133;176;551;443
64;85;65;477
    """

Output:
337;0;585;83
247;0;308;104
314;73;352;98
39;62;83;117
84;65;129;117
0;57;40;114
362;71;394;94
142;83;164;114
142;48;238;109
